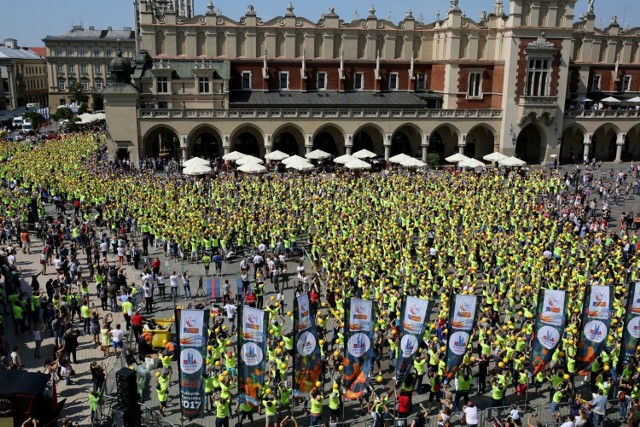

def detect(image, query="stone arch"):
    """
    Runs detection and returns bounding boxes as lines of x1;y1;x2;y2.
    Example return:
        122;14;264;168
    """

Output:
230;125;265;158
394;35;404;59
592;124;619;161
237;32;247;57
559;124;586;164
216;32;226;57
155;31;166;56
352;124;386;157
466;124;496;159
272;123;306;156
429;124;460;163
196;31;207;57
477;35;487;60
538;3;549;27
295;33;305;58
515;123;546;164
314;33;324;58
413;36;422;59
391;124;422;157
176;31;186;56
276;33;286;57
357;34;367;59
143;125;180;161
522;3;531;26
333;33;343;59
459;34;469;59
313;124;346;156
189;125;223;160
256;32;266;57
376;35;385;57
624;124;640;161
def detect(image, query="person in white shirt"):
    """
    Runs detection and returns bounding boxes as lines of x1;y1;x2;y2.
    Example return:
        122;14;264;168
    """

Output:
109;324;124;356
463;401;479;427
560;416;575;427
223;303;237;333
169;272;179;299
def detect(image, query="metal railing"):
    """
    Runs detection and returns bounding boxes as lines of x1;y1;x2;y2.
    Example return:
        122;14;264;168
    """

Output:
565;109;640;119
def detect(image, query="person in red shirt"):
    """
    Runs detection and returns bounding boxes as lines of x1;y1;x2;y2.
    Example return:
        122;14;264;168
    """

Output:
246;291;257;307
131;311;145;340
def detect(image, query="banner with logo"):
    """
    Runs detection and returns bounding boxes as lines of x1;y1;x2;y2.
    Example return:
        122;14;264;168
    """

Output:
343;299;375;400
395;296;431;386
444;294;478;379
293;293;323;396
237;305;268;407
620;282;640;367
529;289;567;375
176;308;209;419
576;285;614;373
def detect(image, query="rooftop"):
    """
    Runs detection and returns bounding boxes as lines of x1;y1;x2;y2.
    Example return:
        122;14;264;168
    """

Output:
0;46;44;60
43;26;135;41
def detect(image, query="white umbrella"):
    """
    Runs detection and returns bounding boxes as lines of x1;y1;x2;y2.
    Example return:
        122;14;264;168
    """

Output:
352;149;377;159
222;151;247;161
389;153;414;164
601;96;620;103
182;163;212;175
482;152;508;162
183;156;210;167
573;95;592;102
236;155;265;166
264;150;290;161
286;159;315;171
334;154;356;164
305;149;331;160
282;155;308;166
399;157;427;168
344;158;372;170
445;153;470;163
458;158;486;169
627;96;640;103
498;156;527;167
238;162;267;173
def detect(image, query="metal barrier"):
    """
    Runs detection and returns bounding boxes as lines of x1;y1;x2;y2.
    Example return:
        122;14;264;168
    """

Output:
478;403;534;426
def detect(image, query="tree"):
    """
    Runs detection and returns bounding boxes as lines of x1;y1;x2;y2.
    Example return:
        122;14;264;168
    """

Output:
69;81;89;105
22;112;46;128
51;107;75;122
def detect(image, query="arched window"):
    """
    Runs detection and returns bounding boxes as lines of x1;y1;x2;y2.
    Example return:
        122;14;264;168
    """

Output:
538;3;549;27
477;35;487;60
237;32;246;57
155;31;166;56
357;34;367;59
295;33;304;58
314;33;323;58
394;35;404;59
276;33;285;57
333;33;342;59
176;31;186;56
196;32;206;57
573;38;583;62
256;32;265;57
413;36;422;60
376;35;385;57
522;3;531;26
216;32;226;57
459;35;469;59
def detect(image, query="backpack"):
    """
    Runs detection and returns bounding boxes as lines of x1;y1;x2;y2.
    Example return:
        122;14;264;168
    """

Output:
70;297;78;308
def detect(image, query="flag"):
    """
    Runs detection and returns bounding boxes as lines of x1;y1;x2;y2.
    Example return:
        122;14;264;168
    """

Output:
343;299;375;400
176;308;209;418
209;277;222;300
444;294;478;379
529;289;568;375
576;285;614;374
237;305;268;406
620;282;640;368
395;296;431;386
293;293;323;396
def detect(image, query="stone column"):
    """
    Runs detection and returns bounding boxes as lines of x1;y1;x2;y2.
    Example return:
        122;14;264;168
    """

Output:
346;134;353;155
265;134;273;156
615;132;626;163
180;135;188;164
384;133;392;161
223;134;231;156
305;134;313;155
6;65;17;109
458;132;467;155
422;133;430;162
582;132;593;162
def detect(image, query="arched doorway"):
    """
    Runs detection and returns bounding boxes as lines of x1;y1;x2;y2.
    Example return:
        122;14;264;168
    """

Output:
273;125;305;156
391;124;421;157
313;125;345;156
353;125;385;157
466;125;496;159
144;126;180;161
231;126;264;157
559;126;585;164
430;125;459;163
592;125;618;162
190;126;222;160
623;125;640;161
515;124;545;164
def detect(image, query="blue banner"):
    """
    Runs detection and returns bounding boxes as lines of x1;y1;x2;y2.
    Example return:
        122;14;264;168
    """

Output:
444;295;478;380
343;299;375;400
176;309;209;419
620;282;640;367
395;296;431;386
293;293;323;396
237;305;268;406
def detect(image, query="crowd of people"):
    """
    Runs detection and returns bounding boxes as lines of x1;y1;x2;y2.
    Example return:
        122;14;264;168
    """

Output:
0;131;639;427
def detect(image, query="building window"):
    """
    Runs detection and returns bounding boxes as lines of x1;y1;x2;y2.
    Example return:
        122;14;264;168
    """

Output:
622;75;632;92
59;98;66;106
80;64;88;74
93;48;100;57
105;48;112;57
198;77;210;93
81;80;89;91
279;71;289;90
416;73;427;91
78;48;85;57
57;79;65;91
67;47;73;56
591;75;601;91
525;58;551;96
95;80;103;91
389;72;399;91
156;77;168;93
94;64;102;74
107;78;113;86
468;72;482;98
241;71;251;90
317;72;327;90
55;48;63;57
354;72;364;91
57;64;64;73
67;64;75;73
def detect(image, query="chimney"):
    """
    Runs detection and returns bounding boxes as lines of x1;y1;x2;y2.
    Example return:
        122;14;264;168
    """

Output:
3;38;17;49
123;26;132;32
88;26;95;31
71;25;84;31
107;26;113;31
